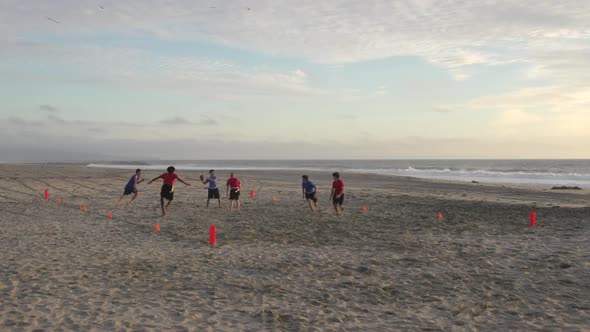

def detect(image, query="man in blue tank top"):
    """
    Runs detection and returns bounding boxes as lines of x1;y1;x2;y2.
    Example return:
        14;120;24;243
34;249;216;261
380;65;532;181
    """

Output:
200;169;222;208
117;169;144;206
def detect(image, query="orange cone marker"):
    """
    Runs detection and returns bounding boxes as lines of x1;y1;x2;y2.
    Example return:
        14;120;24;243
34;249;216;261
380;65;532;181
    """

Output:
438;212;443;220
250;190;256;199
209;225;217;246
272;196;277;202
530;211;537;227
82;205;87;212
56;198;61;204
362;206;368;213
107;212;113;219
155;224;161;232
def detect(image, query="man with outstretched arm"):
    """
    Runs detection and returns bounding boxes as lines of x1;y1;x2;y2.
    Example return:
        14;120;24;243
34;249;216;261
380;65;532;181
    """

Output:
148;166;191;216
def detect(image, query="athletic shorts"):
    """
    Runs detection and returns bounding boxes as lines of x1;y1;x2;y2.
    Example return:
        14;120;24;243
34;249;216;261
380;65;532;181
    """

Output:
208;188;220;199
229;188;240;200
333;194;344;205
161;184;174;201
123;187;137;196
305;191;318;202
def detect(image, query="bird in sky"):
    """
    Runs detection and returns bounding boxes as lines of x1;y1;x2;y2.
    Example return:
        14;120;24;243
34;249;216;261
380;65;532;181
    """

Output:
46;17;60;24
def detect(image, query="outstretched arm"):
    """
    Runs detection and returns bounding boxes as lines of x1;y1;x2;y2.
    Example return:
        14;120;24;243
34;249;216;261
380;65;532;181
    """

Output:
177;177;191;186
148;175;162;184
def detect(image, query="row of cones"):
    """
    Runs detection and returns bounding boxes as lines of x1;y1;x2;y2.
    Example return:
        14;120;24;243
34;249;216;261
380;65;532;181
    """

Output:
47;190;161;233
49;194;113;219
50;193;160;232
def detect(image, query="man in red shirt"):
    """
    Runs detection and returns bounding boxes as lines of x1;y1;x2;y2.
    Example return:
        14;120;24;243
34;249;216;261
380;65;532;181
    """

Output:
148;166;191;216
226;172;242;211
329;172;345;215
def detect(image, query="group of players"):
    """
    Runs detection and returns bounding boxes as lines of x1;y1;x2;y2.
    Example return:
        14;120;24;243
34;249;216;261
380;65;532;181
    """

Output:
117;166;346;216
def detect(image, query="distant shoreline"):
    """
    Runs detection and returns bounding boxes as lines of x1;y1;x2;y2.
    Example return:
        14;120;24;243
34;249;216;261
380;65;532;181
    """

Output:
85;161;590;190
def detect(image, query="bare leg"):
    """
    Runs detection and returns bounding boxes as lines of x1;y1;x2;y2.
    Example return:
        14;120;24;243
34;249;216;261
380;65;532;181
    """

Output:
218;198;223;208
237;199;241;211
307;200;315;212
206;198;210;208
130;192;139;203
333;203;340;216
160;198;166;216
116;195;125;206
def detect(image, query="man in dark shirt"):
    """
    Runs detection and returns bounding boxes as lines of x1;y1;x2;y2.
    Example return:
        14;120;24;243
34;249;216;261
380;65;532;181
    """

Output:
301;175;319;212
329;172;345;216
117;168;144;206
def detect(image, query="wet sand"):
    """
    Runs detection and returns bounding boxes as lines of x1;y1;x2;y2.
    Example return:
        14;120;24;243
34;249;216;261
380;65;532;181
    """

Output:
0;164;588;331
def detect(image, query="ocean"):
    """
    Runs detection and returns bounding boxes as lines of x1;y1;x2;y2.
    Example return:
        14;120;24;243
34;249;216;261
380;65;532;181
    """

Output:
88;159;590;188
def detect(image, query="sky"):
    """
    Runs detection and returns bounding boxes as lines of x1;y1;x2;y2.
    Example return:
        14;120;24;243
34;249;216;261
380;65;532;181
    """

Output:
0;0;589;161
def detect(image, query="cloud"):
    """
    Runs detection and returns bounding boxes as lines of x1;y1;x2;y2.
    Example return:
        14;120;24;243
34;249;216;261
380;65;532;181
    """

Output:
3;112;198;139
468;84;590;111
159;117;193;125
493;109;543;127
464;83;590;138
39;104;59;113
0;1;589;159
160;116;219;126
370;86;388;98
7;116;43;127
2;1;589;69
0;39;325;100
46;114;99;126
46;114;68;124
88;127;107;133
340;114;358;120
428;50;491;69
1;1;588;104
199;116;218;126
432;107;452;114
1;130;588;162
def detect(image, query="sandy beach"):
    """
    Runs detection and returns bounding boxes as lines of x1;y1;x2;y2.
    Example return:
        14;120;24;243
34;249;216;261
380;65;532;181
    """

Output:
0;164;588;331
